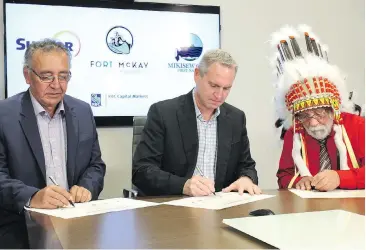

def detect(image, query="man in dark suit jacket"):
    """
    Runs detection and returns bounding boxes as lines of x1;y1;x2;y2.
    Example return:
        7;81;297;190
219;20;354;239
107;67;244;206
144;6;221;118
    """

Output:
0;39;106;248
133;49;260;197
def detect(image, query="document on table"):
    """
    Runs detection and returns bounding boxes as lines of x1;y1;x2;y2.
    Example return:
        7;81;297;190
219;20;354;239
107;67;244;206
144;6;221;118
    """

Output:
223;210;365;250
289;189;365;198
25;198;159;219
162;192;275;210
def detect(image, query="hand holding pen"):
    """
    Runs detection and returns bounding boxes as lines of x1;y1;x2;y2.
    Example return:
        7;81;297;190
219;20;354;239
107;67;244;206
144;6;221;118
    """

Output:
183;168;216;197
28;177;75;209
196;167;216;196
49;176;75;207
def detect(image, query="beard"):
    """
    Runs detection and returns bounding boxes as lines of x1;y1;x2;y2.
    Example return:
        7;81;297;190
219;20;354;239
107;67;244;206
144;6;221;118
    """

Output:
304;118;334;140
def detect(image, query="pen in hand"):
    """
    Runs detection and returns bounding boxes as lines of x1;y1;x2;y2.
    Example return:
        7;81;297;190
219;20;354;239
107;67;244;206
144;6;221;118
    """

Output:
48;176;75;207
196;168;216;196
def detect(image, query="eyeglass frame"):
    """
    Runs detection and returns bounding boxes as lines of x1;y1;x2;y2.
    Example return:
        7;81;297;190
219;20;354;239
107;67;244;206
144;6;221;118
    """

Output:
28;67;72;83
295;108;332;123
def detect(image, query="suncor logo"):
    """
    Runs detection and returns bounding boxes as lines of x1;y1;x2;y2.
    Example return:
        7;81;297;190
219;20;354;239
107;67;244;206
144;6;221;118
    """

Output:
15;31;81;57
16;38;74;51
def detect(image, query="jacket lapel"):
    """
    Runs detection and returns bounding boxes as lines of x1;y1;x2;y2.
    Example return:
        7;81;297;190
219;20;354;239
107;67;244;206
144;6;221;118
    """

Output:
215;106;232;190
64;100;78;187
176;91;198;177
19;91;46;180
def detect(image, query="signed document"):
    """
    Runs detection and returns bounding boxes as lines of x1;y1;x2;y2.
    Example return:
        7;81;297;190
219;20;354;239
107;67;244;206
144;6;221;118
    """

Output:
289;189;365;198
25;198;159;219
162;192;275;210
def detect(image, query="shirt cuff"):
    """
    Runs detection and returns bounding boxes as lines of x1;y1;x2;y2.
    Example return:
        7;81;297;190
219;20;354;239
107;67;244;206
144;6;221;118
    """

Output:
24;198;31;208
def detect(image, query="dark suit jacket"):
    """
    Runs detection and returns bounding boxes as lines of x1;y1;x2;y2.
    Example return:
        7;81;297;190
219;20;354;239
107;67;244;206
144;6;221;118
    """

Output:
132;90;258;196
0;91;106;248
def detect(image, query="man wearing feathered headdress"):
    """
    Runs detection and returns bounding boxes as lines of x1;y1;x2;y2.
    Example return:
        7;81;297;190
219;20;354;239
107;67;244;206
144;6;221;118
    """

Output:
270;25;365;191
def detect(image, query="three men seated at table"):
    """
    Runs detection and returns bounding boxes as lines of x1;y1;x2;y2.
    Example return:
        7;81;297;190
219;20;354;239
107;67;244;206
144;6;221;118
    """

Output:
1;24;365;249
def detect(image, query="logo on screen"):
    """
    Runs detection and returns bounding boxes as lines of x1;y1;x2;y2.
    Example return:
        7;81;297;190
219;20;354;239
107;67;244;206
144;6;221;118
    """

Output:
53;31;81;57
106;26;133;54
15;31;81;57
91;94;102;107
175;33;203;62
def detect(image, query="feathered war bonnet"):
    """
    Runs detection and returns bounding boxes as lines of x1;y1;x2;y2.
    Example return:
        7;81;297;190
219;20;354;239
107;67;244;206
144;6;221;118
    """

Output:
269;25;359;188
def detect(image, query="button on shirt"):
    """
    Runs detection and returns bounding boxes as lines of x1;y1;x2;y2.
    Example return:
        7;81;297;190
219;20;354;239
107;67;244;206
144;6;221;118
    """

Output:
30;91;69;190
192;90;220;181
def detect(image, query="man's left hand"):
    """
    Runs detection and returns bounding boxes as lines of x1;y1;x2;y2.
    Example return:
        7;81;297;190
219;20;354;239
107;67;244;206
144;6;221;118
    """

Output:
311;170;340;191
222;176;262;195
70;185;92;203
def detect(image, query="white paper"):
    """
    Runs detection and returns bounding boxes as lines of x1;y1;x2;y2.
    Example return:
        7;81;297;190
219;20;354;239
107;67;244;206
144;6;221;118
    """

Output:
289;189;365;198
223;210;365;250
25;198;159;219
162;192;275;210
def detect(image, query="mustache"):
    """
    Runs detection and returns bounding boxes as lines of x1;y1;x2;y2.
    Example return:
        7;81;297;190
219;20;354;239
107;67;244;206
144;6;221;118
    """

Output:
307;125;327;132
304;119;334;140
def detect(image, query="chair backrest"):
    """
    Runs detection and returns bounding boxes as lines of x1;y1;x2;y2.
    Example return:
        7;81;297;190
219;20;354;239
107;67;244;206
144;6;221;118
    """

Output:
132;116;147;158
131;116;147;196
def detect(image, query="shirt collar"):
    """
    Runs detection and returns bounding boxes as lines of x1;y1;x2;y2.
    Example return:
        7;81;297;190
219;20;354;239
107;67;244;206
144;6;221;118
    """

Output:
29;89;65;116
192;88;220;121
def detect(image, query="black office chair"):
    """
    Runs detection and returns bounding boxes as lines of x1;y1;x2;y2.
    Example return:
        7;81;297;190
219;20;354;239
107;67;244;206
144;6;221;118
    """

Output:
122;116;147;198
132;116;147;157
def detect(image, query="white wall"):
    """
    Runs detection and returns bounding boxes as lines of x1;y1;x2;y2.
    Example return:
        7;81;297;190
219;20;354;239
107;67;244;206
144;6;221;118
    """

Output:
0;0;364;198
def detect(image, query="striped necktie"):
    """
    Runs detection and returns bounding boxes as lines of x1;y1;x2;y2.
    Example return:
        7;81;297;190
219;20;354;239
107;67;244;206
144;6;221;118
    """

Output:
319;139;331;171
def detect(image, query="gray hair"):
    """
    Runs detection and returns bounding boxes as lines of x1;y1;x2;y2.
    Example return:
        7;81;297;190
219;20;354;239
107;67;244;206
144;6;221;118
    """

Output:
197;49;238;77
23;38;72;68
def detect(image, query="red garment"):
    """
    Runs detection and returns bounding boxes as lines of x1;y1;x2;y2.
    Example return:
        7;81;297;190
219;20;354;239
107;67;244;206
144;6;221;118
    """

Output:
277;112;365;189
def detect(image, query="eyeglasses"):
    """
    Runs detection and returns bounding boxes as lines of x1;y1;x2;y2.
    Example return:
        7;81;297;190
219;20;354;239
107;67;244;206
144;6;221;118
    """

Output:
28;67;71;83
296;108;329;123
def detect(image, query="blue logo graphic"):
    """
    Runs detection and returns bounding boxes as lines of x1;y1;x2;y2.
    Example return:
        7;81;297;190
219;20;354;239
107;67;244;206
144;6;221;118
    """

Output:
91;94;102;107
175;33;203;61
16;35;80;57
106;26;133;54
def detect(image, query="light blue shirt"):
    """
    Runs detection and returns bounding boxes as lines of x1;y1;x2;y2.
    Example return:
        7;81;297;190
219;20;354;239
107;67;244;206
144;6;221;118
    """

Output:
192;89;220;181
29;90;69;190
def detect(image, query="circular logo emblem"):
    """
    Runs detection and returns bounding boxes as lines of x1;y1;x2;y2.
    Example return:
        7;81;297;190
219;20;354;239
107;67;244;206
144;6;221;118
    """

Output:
53;31;81;57
106;26;133;54
175;33;203;62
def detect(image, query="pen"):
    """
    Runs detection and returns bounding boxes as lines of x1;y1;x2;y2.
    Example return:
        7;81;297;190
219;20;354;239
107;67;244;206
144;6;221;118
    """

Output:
48;176;75;207
196;167;216;196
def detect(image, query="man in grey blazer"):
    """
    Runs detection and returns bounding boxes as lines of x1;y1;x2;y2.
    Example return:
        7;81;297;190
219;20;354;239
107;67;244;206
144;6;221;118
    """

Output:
133;49;261;197
0;39;106;248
